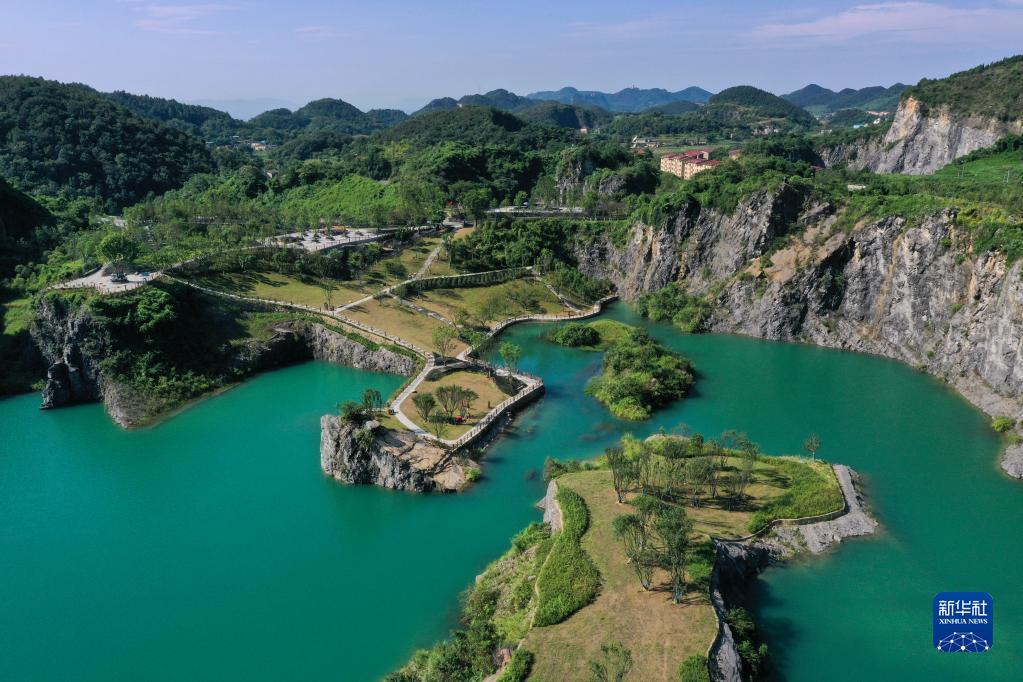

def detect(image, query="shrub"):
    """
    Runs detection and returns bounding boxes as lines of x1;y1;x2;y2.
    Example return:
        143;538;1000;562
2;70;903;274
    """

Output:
636;283;712;333
512;522;551;553
533;487;601;626
678;655;710;682
496;649;535;682
549;321;601;347
992;416;1017;433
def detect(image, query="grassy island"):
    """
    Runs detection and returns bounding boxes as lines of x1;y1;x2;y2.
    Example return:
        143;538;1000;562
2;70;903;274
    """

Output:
550;320;695;420
391;429;845;681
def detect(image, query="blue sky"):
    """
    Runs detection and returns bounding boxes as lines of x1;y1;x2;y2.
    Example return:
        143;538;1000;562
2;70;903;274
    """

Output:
2;1;1022;116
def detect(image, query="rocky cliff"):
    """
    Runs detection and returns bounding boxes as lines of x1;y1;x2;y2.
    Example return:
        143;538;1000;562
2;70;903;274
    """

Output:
31;294;416;427
822;96;1023;175
320;416;466;492
574;190;1023;477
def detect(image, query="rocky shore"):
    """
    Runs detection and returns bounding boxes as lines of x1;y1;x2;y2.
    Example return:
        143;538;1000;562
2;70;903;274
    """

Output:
574;189;1023;479
707;466;877;681
31;290;414;427
320;415;467;492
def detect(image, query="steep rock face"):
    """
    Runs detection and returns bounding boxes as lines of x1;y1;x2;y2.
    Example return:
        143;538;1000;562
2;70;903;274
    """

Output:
825;96;1023;175
30;296;415;427
320;416;464;492
576;198;1023;476
574;186;805;299
32;294;108;408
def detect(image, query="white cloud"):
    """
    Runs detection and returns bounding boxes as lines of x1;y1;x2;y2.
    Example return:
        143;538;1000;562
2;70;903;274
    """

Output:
294;25;336;42
134;3;233;35
748;2;1023;43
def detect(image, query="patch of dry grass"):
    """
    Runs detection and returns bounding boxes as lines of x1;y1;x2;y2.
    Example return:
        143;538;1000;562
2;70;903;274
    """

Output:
400;369;510;438
414;279;569;327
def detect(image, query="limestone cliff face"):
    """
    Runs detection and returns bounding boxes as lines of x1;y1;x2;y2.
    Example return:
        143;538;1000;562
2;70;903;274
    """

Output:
30;297;415;427
824;96;1023;175
319;416;465;492
574;193;1023;477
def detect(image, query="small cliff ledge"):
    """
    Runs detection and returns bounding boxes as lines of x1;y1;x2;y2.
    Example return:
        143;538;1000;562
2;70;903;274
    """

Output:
320;416;466;492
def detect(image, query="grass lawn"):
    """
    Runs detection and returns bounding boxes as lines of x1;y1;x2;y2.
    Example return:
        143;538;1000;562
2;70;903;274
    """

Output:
344;297;467;355
400;369;510;438
185;271;367;309
413;279;569;327
524;470;718;681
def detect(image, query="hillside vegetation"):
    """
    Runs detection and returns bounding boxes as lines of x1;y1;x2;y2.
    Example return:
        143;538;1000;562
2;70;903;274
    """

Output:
0;77;215;210
905;54;1023;120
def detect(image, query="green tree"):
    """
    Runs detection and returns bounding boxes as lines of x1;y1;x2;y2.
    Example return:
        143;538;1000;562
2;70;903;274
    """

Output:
803;433;822;461
455;386;479;421
499;341;523;372
435;384;462;421
614;514;654;590
98;231;141;275
678;655;710;682
411;392;436;424
605;446;636;503
432;325;458;360
653;506;695;604
588;640;633;682
362;388;383;411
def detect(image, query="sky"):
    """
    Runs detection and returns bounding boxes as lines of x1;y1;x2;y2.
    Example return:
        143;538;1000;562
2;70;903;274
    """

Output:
2;0;1022;117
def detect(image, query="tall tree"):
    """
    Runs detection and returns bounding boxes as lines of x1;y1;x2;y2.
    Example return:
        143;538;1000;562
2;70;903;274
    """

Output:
605;446;636;503
499;341;523;372
98;231;141;276
432;325;458;360
614;514;653;590
803;433;822;461
362;388;383;411
411;392;436;424
654;506;695;604
435;384;462;421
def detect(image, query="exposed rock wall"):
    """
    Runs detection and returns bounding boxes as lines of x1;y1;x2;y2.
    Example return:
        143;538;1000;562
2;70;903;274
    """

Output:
30;295;415;427
823;96;1023;175
574;192;1023;477
320;416;464;492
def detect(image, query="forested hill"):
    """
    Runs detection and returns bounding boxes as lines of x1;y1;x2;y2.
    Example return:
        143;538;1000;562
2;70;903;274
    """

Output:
782;83;906;114
412;90;612;130
249;98;409;137
903;54;1023;120
709;86;818;127
528;86;713;111
0;76;215;210
379;106;577;147
103;91;247;143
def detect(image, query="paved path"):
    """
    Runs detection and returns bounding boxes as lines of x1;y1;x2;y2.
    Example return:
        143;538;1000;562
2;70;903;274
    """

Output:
53;268;161;295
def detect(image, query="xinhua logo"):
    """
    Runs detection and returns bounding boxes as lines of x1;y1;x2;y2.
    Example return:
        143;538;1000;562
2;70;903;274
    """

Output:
933;592;993;653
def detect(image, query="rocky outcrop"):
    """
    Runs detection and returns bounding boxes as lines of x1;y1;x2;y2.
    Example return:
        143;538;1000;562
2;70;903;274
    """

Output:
823;96;1023;175
320;416;465;492
537;480;564;532
574;187;805;300
576;193;1023;477
31;293;416;427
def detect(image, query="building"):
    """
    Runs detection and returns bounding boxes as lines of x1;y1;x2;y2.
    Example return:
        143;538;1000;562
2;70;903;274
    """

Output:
659;149;715;179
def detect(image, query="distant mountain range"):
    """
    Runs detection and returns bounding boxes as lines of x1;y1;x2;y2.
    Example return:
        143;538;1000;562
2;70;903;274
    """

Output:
782;84;907;114
527;86;713;112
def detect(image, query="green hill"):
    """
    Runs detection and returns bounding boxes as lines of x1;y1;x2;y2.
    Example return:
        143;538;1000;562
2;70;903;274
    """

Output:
709;86;818;127
380;106;575;148
103;91;247;143
783;84;906;114
528;86;713;112
0;76;215;210
905;54;1023;121
248;98;408;136
516;102;612;129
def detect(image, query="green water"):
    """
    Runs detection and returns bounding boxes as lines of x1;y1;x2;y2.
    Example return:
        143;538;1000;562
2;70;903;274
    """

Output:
1;302;1019;680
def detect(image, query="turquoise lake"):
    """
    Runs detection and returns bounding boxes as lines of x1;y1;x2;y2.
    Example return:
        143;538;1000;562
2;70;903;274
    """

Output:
1;302;1019;680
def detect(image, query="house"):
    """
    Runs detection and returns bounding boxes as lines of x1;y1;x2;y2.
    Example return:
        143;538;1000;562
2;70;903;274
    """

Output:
659;149;714;179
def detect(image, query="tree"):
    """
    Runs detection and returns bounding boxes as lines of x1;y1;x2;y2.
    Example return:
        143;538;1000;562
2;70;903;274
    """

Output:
804;433;822;461
499;342;523;372
455;387;479;420
630;494;665;551
432;325;458;360
614;514;653;590
435;384;463;421
684;457;715;507
362;388;383;411
653;506;695;604
605;446;636;503
411;392;436;424
588;641;633;682
98;231;141;275
429;413;451;440
338;400;369;424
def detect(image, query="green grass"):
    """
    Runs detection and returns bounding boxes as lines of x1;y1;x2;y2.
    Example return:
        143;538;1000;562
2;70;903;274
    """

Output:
532;487;601;627
748;457;844;532
0;295;43;395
